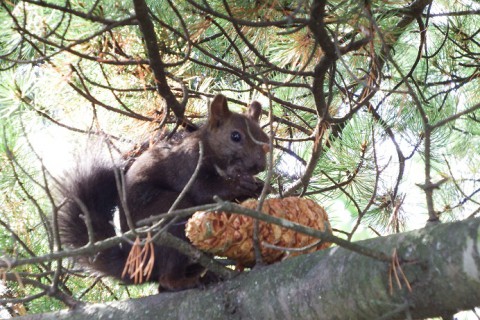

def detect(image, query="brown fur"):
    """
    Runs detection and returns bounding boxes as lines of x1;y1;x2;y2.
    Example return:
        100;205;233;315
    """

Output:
57;95;268;291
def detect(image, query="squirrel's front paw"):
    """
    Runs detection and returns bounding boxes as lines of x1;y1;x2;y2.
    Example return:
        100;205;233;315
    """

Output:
235;174;263;197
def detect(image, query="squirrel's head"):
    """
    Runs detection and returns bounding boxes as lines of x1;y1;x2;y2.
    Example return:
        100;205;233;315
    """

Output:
205;94;269;179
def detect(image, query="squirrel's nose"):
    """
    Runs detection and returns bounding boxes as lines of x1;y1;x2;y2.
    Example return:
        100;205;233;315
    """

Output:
262;143;270;154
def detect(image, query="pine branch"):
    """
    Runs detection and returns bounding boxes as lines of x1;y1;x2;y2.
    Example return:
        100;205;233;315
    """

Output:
132;0;185;121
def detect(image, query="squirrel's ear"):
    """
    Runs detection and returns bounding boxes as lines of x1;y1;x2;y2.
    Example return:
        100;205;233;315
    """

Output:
208;94;232;128
247;101;262;122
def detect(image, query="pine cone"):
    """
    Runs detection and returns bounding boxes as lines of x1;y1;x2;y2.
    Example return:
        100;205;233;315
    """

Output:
186;197;332;266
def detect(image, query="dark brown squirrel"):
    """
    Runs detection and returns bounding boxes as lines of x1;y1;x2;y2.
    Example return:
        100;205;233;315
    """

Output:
57;94;269;292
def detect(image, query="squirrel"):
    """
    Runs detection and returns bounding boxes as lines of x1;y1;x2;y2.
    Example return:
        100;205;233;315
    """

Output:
57;94;269;292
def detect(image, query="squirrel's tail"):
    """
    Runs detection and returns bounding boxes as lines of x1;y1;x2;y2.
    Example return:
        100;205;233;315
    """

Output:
57;160;129;279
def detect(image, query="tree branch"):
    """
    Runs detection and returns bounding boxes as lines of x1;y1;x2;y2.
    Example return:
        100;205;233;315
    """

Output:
132;0;184;120
18;216;480;320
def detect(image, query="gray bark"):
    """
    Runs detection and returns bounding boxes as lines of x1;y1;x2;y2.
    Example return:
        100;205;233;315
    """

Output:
21;217;480;320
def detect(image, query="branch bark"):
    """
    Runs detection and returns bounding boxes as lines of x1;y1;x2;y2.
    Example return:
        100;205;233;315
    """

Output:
20;217;480;320
132;0;184;120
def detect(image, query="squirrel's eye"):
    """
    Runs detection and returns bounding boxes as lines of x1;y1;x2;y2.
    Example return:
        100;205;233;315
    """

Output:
231;131;242;142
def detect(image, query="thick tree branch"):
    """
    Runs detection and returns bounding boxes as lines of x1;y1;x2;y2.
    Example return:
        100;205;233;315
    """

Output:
19;216;480;320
